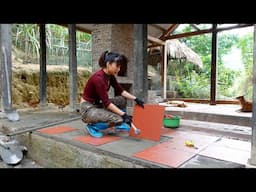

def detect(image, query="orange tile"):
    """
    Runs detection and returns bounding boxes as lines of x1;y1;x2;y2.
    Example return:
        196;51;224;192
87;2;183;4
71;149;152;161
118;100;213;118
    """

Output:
38;126;77;134
133;141;196;167
73;135;121;146
130;104;165;141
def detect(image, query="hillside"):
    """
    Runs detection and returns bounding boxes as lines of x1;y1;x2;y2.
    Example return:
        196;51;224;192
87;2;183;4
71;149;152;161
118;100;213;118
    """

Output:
11;57;91;109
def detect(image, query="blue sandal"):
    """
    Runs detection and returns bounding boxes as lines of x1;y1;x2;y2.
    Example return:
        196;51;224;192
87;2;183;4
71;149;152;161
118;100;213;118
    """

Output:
86;124;103;138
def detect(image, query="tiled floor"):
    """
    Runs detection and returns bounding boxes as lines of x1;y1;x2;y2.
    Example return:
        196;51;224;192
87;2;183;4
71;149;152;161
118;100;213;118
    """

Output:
35;121;251;168
132;129;220;167
133;141;196;167
198;137;251;165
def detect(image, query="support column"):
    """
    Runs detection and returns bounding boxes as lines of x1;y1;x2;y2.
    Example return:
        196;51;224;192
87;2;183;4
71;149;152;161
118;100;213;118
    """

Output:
91;24;135;106
0;24;13;111
91;24;112;72
68;24;77;112
249;24;256;165
134;24;148;102
39;24;47;107
210;24;217;105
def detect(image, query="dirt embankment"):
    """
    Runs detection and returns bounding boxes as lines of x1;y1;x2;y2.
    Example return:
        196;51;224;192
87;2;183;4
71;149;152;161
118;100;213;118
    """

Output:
11;58;91;109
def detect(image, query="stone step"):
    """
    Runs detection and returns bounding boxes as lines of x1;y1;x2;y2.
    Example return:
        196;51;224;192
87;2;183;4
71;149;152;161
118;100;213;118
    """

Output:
177;119;251;141
169;110;251;127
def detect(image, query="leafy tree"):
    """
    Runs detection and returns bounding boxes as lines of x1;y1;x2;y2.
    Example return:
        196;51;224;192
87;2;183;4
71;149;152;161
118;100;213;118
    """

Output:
169;24;239;99
235;33;253;99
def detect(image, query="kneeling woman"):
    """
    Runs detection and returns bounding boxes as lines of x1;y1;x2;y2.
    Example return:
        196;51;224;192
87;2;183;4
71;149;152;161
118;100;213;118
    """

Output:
80;51;144;137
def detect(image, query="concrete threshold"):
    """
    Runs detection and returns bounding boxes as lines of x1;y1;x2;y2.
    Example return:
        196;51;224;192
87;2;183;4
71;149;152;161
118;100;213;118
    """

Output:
165;110;251;127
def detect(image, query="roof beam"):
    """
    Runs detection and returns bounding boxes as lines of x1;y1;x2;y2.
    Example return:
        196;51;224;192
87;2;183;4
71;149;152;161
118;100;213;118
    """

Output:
163;29;212;40
149;24;166;32
190;24;201;31
216;24;253;32
148;35;165;45
159;24;179;40
162;24;253;40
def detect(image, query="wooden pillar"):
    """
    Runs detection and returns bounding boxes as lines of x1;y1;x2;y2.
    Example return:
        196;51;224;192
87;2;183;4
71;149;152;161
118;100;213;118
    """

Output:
163;44;167;99
39;24;47;106
134;24;148;102
0;24;13;111
248;24;256;165
68;24;77;112
210;24;217;105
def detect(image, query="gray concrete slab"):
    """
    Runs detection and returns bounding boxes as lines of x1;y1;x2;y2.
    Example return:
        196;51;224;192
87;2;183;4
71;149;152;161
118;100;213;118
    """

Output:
99;137;158;157
180;155;245;168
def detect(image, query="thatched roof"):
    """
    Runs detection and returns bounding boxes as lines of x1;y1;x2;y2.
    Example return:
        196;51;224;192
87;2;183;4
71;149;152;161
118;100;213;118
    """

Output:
166;39;203;68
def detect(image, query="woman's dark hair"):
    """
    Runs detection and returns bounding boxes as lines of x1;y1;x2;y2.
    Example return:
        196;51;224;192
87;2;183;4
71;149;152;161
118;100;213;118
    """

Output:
98;51;128;68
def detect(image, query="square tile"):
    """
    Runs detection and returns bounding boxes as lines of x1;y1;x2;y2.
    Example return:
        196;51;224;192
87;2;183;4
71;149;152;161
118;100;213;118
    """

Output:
133;141;196;167
161;131;220;152
199;144;250;165
214;138;251;151
180;155;245;168
73;135;121;146
130;104;165;141
38;126;77;134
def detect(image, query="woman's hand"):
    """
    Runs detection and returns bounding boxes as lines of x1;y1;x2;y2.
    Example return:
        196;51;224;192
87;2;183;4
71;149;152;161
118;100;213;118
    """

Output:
134;98;144;108
122;113;132;126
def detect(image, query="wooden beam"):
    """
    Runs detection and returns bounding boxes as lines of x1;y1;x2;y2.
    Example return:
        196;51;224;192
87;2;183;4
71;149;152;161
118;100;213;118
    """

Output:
159;24;179;40
216;24;253;32
148;44;161;49
190;24;200;31
163;29;212;40
148;35;165;45
163;24;253;40
149;24;166;32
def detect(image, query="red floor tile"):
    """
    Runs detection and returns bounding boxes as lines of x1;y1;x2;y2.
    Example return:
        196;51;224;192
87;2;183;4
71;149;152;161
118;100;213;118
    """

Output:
199;144;250;165
38;126;77;134
130;104;165;141
73;135;121;146
133;141;196;167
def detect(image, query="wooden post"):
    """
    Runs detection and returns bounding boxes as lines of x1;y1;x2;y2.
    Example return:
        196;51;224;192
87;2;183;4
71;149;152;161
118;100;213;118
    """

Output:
134;24;148;102
0;24;13;111
68;24;77;112
248;24;256;165
163;43;167;99
210;24;217;105
39;24;47;107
